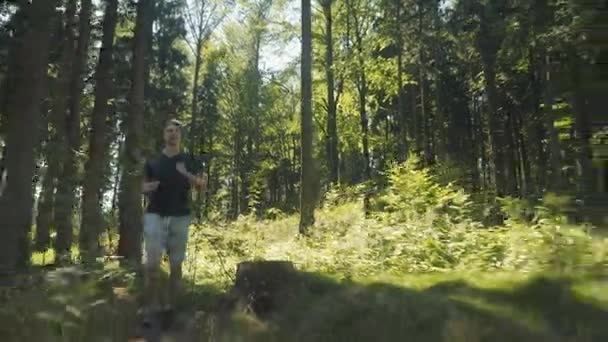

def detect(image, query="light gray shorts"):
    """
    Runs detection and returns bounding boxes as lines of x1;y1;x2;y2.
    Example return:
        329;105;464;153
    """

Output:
143;213;191;268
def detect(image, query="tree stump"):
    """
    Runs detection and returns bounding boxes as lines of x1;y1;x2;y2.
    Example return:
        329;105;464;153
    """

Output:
224;260;300;318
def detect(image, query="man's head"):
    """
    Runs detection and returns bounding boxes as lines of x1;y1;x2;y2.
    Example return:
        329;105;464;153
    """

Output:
164;119;183;148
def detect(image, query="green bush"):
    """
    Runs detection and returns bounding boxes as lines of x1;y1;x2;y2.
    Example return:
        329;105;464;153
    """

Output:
186;158;606;280
372;156;472;224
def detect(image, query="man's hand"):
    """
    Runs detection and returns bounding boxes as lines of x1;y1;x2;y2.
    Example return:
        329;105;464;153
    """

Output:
142;180;160;193
193;173;208;191
176;162;207;191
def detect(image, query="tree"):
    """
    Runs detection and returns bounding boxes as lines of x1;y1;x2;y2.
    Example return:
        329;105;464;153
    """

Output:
80;0;120;259
35;0;78;253
350;0;371;180
54;0;93;260
320;0;340;185
118;0;155;264
183;0;227;154
0;0;57;276
300;0;316;233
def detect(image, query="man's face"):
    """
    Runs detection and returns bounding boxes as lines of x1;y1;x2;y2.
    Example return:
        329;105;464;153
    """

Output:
164;123;181;147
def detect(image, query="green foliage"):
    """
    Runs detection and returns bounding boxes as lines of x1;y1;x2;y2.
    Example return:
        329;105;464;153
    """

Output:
4;161;608;341
190;160;607;280
373;156;472;223
0;266;139;342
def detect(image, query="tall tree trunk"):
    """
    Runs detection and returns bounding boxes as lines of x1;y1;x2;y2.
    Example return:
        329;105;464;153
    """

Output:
55;0;93;260
80;0;119;259
188;34;206;217
118;0;154;265
418;0;432;165
504;110;518;195
570;55;594;199
543;55;563;192
476;4;508;195
231;126;241;219
358;74;370;180
354;37;370;179
480;55;507;195
299;0;315;234
110;135;123;219
396;0;407;162
322;0;339;184
188;0;210;154
514;109;531;197
0;0;56;276
34;162;54;251
189;39;203;154
35;0;78;253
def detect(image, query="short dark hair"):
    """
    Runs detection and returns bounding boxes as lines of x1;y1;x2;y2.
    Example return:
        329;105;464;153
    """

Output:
165;118;183;130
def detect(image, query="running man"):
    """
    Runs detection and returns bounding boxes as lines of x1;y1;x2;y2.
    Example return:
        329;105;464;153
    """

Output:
141;119;206;313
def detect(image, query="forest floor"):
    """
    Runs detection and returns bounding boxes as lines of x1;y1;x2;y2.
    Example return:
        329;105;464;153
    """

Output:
1;260;607;341
2;192;608;341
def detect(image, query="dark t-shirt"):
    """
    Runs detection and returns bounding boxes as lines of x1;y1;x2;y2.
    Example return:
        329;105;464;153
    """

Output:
144;152;194;217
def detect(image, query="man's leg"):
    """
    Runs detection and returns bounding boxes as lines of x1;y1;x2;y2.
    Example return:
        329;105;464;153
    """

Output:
167;215;191;308
142;213;166;310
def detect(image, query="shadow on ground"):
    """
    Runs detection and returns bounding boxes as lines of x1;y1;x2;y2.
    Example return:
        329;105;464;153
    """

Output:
217;264;608;342
1;263;607;342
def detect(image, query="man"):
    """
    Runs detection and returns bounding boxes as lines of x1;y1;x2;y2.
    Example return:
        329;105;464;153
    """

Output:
141;119;206;314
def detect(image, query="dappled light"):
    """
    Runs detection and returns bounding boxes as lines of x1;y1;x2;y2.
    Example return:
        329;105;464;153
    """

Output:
0;0;606;341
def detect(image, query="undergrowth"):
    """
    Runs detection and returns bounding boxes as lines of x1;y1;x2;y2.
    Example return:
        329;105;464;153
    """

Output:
189;157;607;284
2;157;607;341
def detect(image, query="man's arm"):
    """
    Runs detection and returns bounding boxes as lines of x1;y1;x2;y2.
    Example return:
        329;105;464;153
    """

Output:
142;160;160;193
176;161;207;191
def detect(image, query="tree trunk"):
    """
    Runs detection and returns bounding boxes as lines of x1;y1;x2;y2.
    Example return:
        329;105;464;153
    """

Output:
358;74;370;180
118;0;154;265
418;0;432;165
34;162;54;251
54;0;93;260
570;55;594;199
543;55;563;192
480;55;507;195
188;37;204;154
0;0;56;276
354;37;370;179
35;0;78;253
396;0;407;162
323;0;339;185
80;0;119;259
299;0;315;234
514;109;531;197
504;110;518;195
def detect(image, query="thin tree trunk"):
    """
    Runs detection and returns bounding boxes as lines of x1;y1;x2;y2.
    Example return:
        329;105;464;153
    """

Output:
570;55;594;199
358;74;370;180
111;135;123;215
231;126;241;219
55;0;93;260
323;0;339;184
396;0;407;162
189;37;204;154
543;55;563;192
480;55;507;195
504;110;518;196
118;0;155;265
299;0;315;234
80;0;119;259
0;0;56;276
418;0;432;164
514;109;531;197
354;39;370;179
